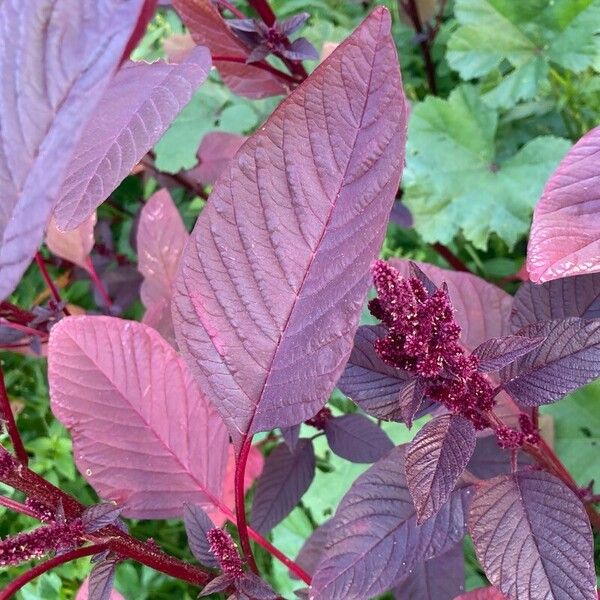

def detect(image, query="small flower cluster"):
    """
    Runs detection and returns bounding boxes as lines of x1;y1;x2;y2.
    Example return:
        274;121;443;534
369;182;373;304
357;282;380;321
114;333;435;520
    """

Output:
496;414;541;449
369;261;494;430
0;519;84;566
25;498;56;523
305;407;332;430
207;528;244;579
0;447;17;479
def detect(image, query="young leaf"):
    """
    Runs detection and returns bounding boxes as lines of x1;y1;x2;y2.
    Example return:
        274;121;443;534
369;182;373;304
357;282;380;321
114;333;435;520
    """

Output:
173;0;288;99
251;440;316;534
455;589;507;600
48;316;229;519
324;414;393;463
512;273;600;331
472;335;545;372
406;414;476;523
183;503;219;568
53;48;211;230
75;558;122;600
173;9;408;445
469;470;596;600
191;132;247;186
501;318;600;406
337;325;428;425
310;446;471;600
528;125;600;282
235;572;279;600
393;543;465;600
199;574;235;597
0;0;148;301
45;213;97;271
82;503;123;533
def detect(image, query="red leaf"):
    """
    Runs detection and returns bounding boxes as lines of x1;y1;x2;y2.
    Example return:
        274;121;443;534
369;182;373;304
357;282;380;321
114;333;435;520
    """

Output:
528;126;600;282
48;316;229;519
190;132;247;186
454;588;507;600
46;213;97;270
173;8;408;446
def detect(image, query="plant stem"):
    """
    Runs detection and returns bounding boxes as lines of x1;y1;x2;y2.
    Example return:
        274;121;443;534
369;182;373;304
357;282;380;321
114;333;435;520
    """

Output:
34;253;70;316
84;257;112;309
0;544;108;600
0;320;47;340
0;365;29;466
234;437;258;574
0;495;38;519
216;0;246;18
431;243;471;273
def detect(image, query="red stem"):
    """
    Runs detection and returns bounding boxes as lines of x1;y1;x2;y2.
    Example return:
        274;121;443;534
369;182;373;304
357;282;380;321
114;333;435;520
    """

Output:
0;495;38;519
0;366;29;466
84;257;112;309
234;437;258;574
212;54;298;85
0;320;47;340
216;0;245;18
0;545;108;600
432;243;471;273
35;253;70;316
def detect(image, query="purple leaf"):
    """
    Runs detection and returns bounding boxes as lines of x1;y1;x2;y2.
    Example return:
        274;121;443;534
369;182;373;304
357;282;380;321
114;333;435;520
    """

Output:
75;558;122;600
280;424;301;452
172;9;408;445
337;325;428;424
393;543;465;600
324;414;393;463
389;201;413;228
528;125;600;283
501;318;600;406
467;435;532;480
183;503;219;568
281;38;319;61
406;415;476;523
235;573;279;600
173;0;289;99
82;503;123;533
511;273;600;330
295;520;334;577
48;316;229;519
468;470;596;600
277;13;310;37
54;49;211;230
251;440;315;534
0;0;148;301
310;446;471;600
455;589;508;600
189;132;247;186
472;335;546;372
199;574;235;597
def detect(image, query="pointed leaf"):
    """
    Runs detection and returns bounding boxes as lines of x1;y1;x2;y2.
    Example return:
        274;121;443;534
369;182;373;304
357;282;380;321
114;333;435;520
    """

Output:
501;318;600;406
280;424;301;452
46;213;97;270
173;0;288;99
48;316;229;519
324;414;393;463
511;273;600;330
473;335;545;372
235;573;279;600
173;9;408;444
406;415;476;523
200;574;235;597
528;126;600;282
183;503;219;568
76;559;122;600
455;589;508;600
0;0;147;301
468;471;596;600
54;48;211;230
251;440;315;534
393;543;465;600
310;446;471;600
82;503;123;533
192;132;247;186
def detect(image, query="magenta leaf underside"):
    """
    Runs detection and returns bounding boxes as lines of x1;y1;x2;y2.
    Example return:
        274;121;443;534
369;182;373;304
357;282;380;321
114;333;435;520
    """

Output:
472;335;546;372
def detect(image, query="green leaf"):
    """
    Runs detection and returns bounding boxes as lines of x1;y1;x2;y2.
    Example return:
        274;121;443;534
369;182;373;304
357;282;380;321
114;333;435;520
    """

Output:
447;0;600;108
404;85;570;249
541;380;600;486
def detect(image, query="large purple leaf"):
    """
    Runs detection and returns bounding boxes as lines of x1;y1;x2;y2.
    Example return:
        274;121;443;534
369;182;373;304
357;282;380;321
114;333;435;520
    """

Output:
250;440;315;534
324;414;393;463
468;471;596;600
528;126;600;283
472;335;545;372
173;9;408;445
53;48;211;230
511;273;600;330
0;0;147;301
406;414;476;523
310;446;471;600
501;318;600;406
393;543;465;600
48;316;229;519
295;520;334;577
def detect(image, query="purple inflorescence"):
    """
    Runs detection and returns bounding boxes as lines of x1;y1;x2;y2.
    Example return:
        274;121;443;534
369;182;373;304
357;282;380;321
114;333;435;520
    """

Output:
305;407;332;430
369;260;495;430
207;528;244;579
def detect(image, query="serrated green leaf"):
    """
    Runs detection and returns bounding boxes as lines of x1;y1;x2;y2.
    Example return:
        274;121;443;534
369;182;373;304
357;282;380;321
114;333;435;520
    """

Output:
404;85;570;249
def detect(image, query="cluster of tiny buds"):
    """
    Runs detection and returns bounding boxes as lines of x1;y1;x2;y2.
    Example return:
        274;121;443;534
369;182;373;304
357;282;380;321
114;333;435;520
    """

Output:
496;414;541;449
207;528;244;579
25;498;56;523
0;519;84;566
0;447;17;480
305;407;332;430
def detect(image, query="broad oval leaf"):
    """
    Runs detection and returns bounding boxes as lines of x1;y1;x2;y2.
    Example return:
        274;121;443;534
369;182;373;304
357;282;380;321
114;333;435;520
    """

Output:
48;316;229;519
0;0;147;301
511;273;600;330
528;126;600;282
183;503;219;568
468;470;596;600
324;414;393;463
251;440;315;534
310;445;471;600
173;9;408;445
472;335;545;372
54;48;211;230
46;213;97;270
501;318;600;406
406;414;476;523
